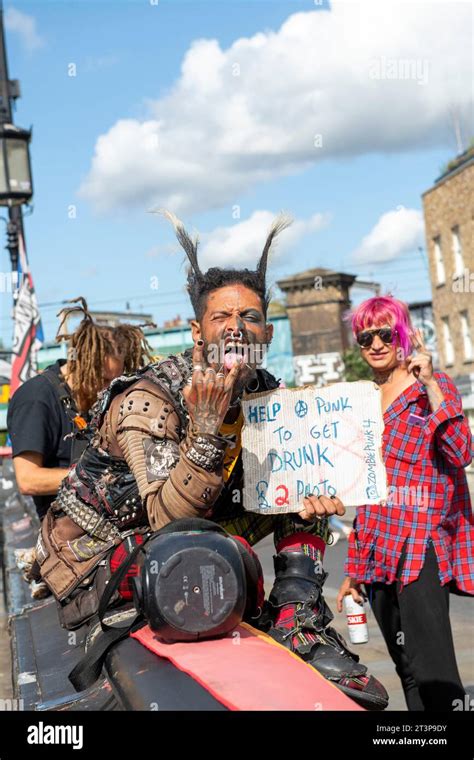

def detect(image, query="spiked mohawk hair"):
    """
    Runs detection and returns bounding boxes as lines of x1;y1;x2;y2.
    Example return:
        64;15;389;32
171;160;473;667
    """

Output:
155;209;293;321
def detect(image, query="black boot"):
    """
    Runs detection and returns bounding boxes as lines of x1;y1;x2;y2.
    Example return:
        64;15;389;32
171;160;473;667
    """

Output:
259;551;389;711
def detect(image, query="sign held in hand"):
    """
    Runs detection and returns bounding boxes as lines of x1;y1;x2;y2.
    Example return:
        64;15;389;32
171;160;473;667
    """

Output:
242;381;387;514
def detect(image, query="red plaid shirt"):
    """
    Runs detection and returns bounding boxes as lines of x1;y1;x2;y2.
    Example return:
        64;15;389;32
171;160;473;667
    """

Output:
345;372;474;593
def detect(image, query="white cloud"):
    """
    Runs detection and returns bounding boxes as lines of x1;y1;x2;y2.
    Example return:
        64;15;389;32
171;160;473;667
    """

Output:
351;207;425;264
197;210;330;270
5;8;44;53
79;1;472;215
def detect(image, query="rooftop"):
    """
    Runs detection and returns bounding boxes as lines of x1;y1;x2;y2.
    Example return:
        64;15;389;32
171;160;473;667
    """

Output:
277;267;357;291
424;144;474;194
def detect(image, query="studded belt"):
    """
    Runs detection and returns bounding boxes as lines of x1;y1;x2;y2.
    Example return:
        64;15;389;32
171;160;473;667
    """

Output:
54;487;121;542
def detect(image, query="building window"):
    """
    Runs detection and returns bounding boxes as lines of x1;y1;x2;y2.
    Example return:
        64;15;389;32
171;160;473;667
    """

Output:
460;310;473;361
433;236;445;284
441;317;455;366
452;226;464;278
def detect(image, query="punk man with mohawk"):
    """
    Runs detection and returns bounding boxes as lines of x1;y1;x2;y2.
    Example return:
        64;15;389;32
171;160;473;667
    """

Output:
38;211;388;710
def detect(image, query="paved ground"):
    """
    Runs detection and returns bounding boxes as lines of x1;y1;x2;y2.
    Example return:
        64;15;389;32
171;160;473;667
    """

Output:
1;469;472;710
257;533;473;711
256;467;474;711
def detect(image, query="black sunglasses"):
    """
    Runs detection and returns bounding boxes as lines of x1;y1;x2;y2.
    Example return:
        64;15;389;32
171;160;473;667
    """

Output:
356;328;397;348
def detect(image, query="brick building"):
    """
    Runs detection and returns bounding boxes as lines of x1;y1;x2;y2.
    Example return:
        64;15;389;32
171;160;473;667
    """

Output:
422;146;474;428
276;268;356;386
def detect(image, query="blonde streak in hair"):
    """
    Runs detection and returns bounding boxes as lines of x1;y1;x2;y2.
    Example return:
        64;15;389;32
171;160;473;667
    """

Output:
270;211;294;238
153;208;199;247
152;208;185;234
263;212;293;259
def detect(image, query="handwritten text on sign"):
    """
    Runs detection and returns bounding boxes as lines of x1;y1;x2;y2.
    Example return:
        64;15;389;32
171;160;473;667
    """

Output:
241;381;387;514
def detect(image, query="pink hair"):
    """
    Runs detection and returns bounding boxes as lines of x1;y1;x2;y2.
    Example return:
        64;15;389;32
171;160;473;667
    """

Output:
348;295;414;358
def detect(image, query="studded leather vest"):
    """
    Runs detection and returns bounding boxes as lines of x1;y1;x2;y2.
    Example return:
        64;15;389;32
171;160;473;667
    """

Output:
60;349;280;534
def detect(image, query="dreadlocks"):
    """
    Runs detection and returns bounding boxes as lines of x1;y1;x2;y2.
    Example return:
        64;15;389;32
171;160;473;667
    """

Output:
56;297;154;413
155;209;293;321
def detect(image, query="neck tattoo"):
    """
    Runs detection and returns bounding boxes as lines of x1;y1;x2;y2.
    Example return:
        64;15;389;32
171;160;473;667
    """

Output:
373;368;395;386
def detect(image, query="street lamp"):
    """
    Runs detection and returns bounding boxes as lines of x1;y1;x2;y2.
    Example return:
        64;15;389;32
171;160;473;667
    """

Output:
0;123;32;206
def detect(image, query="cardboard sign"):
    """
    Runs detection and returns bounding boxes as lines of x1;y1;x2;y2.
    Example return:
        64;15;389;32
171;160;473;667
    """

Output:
241;381;387;514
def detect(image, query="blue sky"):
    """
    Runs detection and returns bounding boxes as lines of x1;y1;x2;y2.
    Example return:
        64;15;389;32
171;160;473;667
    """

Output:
0;0;471;345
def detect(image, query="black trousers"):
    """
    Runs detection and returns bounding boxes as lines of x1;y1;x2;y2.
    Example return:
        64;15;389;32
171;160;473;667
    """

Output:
364;541;466;711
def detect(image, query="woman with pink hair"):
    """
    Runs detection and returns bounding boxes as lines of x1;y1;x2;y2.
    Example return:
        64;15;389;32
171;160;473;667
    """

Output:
336;294;473;711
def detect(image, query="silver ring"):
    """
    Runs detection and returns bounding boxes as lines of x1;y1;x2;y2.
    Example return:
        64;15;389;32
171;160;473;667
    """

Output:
216;372;225;379
205;367;216;373
193;364;204;372
186;377;193;385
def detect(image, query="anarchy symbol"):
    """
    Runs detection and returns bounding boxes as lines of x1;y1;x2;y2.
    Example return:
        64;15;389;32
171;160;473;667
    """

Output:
295;400;308;418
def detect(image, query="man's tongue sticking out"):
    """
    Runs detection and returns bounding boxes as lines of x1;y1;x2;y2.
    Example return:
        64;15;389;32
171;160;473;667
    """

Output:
223;336;246;370
224;350;241;370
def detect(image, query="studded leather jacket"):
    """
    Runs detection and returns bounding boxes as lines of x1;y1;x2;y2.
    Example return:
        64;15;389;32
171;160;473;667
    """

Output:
37;349;280;601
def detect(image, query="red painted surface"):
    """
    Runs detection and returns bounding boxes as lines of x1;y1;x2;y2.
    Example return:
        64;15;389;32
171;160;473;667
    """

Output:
131;622;363;711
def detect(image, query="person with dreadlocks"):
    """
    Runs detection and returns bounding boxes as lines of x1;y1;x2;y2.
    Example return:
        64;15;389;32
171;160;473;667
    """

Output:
37;214;388;709
8;297;152;521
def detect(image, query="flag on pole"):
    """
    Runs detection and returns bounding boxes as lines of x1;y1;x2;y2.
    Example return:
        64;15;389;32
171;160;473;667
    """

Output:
10;227;44;396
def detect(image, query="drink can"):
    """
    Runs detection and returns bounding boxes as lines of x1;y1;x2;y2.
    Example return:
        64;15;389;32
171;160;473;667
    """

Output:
344;595;369;644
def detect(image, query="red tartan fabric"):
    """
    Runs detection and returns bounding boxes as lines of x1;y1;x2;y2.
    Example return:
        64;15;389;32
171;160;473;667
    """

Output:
110;534;145;600
344;372;474;593
276;532;326;557
272;537;325;645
